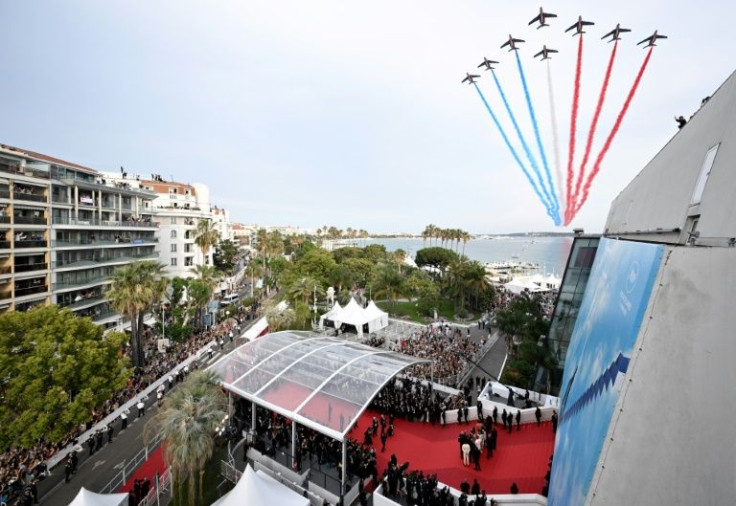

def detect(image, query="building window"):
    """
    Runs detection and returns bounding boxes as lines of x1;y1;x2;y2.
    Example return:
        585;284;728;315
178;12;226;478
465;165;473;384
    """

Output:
691;144;719;205
170;216;177;225
170;258;177;266
170;230;177;239
170;244;177;253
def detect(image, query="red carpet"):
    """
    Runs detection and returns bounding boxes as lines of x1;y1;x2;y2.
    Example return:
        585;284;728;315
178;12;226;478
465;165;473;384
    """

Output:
356;409;554;495
119;445;167;493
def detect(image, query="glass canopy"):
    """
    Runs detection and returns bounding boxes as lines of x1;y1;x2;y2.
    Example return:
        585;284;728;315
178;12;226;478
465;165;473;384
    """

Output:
211;331;429;441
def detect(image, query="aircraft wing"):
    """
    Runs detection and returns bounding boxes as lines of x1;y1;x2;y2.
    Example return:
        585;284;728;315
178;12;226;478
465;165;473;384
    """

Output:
565;23;576;32
500;40;511;48
545;12;557;18
534;50;543;58
602;29;615;39
528;14;541;25
636;36;650;46
582;21;594;26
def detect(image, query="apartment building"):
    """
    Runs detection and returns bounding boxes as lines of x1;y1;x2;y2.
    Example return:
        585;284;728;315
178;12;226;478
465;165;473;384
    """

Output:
102;173;226;279
0;144;158;329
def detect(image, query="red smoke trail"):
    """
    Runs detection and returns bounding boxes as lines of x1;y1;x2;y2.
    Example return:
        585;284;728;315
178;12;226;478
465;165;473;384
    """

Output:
569;40;618;218
564;35;584;223
570;47;654;221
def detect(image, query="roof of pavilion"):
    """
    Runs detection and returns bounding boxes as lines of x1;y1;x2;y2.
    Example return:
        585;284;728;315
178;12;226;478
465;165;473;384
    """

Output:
210;331;429;441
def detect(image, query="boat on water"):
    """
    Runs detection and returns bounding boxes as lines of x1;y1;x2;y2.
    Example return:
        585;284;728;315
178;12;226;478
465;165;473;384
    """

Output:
485;260;540;272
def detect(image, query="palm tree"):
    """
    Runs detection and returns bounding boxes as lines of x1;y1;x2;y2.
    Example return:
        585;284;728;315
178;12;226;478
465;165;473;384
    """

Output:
107;261;167;368
461;231;471;256
194;219;221;265
464;261;492;309
287;276;323;306
370;263;404;308
245;260;265;297
146;370;227;506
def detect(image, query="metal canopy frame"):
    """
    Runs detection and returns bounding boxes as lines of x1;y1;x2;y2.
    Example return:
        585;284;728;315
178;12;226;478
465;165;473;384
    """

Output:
210;331;429;442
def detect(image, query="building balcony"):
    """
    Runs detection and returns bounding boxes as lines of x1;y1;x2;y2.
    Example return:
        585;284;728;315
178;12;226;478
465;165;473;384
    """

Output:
0;240;10;249
52;194;71;205
15;285;49;297
15;239;47;249
13;191;47;203
0;216;11;224
63;295;106;312
13;216;47;225
52;238;158;248
14;263;49;273
53;252;159;271
93;310;119;323
0;189;9;199
52;217;158;229
53;276;111;292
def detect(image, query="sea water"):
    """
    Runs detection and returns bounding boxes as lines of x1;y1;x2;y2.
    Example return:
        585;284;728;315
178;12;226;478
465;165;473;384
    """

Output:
360;236;573;275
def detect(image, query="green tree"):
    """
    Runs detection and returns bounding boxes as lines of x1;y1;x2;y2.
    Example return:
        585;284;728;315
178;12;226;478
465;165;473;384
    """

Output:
194;219;221;264
341;258;374;288
0;306;130;450
369;263;404;307
363;244;388;263
212;239;239;275
287;276;323;306
415;247;459;274
293;248;338;283
332;246;364;264
146;370;227;506
107;260;168;368
330;263;356;294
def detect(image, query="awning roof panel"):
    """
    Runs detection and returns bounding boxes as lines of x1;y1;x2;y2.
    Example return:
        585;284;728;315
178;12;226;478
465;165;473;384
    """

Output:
211;331;430;440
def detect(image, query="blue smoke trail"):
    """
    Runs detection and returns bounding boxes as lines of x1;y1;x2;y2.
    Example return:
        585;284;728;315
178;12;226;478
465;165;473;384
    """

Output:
489;69;556;220
515;51;561;225
472;83;555;221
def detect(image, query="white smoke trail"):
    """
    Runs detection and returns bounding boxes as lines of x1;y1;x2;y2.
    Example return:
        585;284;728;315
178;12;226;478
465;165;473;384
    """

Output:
547;59;564;213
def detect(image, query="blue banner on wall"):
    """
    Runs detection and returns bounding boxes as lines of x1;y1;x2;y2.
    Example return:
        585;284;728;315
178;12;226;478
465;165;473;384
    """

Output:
548;238;663;506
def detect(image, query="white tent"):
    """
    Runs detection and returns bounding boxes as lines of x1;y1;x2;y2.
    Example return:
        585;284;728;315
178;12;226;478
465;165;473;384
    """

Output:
503;277;547;295
211;465;309;506
318;299;388;337
67;488;128;506
364;300;389;332
318;301;343;329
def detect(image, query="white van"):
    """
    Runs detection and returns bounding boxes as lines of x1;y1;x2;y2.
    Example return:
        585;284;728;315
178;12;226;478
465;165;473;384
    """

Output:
221;293;240;306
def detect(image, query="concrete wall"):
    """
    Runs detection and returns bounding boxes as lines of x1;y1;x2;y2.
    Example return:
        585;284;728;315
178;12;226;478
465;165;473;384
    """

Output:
587;245;736;505
606;70;736;241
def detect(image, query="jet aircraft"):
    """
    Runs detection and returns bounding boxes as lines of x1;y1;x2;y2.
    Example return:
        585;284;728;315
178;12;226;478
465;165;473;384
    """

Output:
534;46;558;60
461;73;481;84
601;23;631;42
528;7;557;29
500;35;525;51
637;30;667;47
477;57;499;71
565;16;594;36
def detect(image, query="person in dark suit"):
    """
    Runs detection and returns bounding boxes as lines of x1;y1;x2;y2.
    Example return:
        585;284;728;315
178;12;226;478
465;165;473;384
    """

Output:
551;411;558;433
535;406;542;426
516;410;521;431
493;406;498;425
510;482;519;494
471;479;481;496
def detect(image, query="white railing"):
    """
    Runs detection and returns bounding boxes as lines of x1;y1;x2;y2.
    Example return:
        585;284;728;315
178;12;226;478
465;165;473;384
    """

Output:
138;468;172;506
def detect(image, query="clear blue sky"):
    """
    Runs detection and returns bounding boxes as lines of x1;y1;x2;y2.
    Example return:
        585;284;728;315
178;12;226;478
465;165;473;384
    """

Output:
1;1;734;234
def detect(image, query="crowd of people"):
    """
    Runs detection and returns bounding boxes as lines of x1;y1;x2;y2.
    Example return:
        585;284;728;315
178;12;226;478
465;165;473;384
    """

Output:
394;325;485;387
